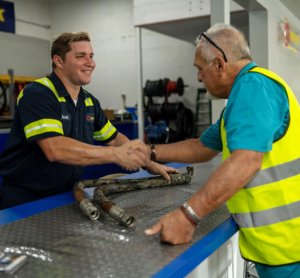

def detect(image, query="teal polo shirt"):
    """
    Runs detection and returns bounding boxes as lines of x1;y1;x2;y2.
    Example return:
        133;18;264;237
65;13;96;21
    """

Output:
200;62;289;153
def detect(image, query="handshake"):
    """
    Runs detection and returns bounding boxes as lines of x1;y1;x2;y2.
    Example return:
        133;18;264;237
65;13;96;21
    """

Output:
113;140;178;179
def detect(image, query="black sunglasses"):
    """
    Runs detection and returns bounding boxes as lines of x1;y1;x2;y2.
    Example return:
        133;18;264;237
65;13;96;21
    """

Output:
199;33;228;62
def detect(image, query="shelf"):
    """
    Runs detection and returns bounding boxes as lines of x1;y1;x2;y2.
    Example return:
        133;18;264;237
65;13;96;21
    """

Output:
198;100;210;104
198;110;210;114
0;75;37;85
196;121;210;125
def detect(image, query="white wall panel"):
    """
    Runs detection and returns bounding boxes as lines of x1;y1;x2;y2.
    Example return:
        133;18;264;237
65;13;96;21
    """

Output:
48;0;198;111
10;0;51;40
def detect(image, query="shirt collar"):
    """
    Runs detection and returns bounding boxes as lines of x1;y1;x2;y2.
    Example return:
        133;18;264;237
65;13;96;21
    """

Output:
235;62;257;82
49;72;84;99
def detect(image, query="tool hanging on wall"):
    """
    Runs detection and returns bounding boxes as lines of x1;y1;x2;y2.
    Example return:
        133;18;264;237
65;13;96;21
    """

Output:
0;81;7;114
14;82;27;99
144;77;186;97
74;167;194;227
143;77;194;143
0;71;37;117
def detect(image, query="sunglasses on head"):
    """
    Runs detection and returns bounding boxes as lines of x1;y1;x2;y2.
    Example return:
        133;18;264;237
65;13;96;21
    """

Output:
199;33;228;62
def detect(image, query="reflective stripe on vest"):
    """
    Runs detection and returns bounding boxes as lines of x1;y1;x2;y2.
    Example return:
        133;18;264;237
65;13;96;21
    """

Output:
221;67;300;265
232;200;300;228
246;157;300;188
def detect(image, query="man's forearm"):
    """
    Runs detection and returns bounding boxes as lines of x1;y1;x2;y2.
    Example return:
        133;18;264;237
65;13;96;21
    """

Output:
188;150;263;218
155;139;219;163
38;136;118;166
107;132;129;146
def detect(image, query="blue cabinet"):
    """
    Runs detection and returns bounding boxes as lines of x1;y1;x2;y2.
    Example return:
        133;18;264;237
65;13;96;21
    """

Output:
0;131;9;154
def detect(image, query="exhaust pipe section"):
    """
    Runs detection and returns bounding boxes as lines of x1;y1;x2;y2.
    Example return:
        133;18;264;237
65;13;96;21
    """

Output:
93;187;135;228
73;181;100;221
73;167;194;227
78;199;100;221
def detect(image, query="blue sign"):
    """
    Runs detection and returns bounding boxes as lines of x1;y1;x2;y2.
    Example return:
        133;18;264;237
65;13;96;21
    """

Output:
0;0;15;33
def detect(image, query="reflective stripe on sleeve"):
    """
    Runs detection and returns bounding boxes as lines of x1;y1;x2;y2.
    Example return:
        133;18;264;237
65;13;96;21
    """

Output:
93;120;117;141
24;119;64;139
232;200;300;228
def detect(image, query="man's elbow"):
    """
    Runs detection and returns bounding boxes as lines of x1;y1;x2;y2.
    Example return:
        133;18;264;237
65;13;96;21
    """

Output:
43;147;60;162
37;137;64;162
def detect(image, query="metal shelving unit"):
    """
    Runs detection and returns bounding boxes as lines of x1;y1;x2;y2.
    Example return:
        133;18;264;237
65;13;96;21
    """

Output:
0;70;37;117
194;88;212;137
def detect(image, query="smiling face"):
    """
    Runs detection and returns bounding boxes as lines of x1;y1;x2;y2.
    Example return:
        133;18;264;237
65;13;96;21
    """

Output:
53;41;96;86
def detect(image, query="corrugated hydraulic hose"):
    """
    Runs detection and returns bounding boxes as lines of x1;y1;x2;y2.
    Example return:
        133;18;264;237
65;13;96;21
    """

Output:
73;167;194;227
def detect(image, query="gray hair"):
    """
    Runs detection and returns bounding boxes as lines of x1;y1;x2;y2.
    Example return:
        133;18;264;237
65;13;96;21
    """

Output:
196;23;252;63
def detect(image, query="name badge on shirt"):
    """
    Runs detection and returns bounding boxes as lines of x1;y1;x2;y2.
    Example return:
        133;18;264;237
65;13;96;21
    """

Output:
61;114;71;121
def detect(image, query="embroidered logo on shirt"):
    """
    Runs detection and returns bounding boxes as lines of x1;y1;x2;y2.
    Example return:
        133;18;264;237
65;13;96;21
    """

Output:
86;114;95;123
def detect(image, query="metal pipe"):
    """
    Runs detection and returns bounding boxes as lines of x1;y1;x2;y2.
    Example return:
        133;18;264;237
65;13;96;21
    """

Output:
73;181;100;221
73;167;194;227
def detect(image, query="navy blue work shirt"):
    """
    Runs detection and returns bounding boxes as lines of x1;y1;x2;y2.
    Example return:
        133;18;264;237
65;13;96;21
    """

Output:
0;72;118;208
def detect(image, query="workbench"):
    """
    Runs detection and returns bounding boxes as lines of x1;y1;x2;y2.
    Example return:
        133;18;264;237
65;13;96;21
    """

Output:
0;158;239;277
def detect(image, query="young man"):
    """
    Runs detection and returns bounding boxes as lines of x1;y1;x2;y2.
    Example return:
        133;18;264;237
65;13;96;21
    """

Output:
0;32;176;209
145;24;300;278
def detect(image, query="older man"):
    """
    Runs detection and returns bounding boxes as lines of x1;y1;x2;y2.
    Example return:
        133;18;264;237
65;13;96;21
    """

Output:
145;24;300;278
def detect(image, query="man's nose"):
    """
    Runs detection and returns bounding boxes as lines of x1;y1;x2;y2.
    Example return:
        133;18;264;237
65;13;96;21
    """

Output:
86;57;95;66
197;72;202;82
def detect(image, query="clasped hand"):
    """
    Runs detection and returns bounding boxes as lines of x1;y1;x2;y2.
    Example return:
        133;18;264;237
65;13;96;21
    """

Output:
116;139;150;171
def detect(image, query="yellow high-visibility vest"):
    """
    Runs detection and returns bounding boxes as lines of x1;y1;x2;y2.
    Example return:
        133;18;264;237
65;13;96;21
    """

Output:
221;67;300;265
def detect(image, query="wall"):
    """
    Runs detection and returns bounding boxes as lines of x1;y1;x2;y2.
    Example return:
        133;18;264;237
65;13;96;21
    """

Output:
13;0;51;40
0;31;50;77
0;0;51;77
265;1;300;98
49;0;135;109
249;0;300;99
2;0;300;111
139;29;199;112
48;0;198;111
1;0;200;112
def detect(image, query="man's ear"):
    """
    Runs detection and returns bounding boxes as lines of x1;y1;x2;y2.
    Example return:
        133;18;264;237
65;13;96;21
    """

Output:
214;57;224;72
53;55;63;68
